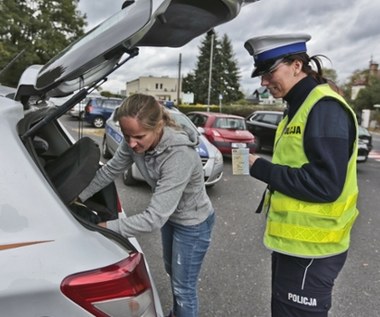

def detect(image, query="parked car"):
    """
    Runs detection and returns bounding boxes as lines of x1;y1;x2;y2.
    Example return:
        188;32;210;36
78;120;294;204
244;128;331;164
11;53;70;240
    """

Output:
0;1;254;315
246;110;372;163
84;97;123;128
67;93;101;119
245;110;284;152
187;111;256;155
69;98;86;119
357;126;373;163
103;107;224;187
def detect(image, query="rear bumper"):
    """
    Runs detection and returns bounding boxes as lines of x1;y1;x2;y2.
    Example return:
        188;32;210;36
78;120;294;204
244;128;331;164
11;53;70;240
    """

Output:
213;141;256;154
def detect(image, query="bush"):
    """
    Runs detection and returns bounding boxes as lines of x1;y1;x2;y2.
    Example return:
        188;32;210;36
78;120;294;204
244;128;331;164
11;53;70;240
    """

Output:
178;102;286;118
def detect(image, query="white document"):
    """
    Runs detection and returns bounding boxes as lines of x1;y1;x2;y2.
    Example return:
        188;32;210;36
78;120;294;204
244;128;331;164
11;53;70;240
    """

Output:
232;148;250;175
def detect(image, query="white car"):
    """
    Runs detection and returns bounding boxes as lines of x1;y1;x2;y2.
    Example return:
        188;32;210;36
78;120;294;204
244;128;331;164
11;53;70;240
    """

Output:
102;107;224;187
0;0;255;316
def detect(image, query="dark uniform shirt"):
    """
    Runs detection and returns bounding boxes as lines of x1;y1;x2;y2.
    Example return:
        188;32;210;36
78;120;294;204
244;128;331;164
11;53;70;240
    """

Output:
250;76;355;203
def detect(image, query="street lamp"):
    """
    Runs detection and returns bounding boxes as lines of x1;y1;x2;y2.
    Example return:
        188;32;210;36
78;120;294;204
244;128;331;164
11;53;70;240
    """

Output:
207;30;215;112
177;53;182;106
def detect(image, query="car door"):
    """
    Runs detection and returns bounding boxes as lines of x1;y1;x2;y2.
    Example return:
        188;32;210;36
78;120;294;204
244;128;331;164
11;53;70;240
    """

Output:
259;112;282;147
247;112;280;149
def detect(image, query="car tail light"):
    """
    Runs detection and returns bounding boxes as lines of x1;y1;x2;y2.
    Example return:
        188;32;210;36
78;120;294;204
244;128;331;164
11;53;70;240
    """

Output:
61;252;157;317
85;103;93;113
116;195;123;213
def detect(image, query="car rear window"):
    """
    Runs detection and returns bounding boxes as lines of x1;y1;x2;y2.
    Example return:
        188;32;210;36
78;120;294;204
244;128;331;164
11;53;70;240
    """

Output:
102;99;122;109
215;118;245;130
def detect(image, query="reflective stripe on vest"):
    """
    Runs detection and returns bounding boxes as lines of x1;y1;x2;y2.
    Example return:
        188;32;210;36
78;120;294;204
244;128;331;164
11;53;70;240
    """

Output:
270;192;358;217
267;213;357;243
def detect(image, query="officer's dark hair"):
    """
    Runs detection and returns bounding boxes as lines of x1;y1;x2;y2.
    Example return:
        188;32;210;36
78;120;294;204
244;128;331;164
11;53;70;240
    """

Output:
282;53;330;84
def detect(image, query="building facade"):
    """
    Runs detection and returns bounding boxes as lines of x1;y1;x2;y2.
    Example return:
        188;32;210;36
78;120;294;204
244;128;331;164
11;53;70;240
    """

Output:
126;76;180;104
246;87;282;105
351;60;380;100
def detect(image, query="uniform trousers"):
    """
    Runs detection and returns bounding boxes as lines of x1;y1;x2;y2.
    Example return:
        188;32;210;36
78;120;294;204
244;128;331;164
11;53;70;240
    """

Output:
271;251;348;317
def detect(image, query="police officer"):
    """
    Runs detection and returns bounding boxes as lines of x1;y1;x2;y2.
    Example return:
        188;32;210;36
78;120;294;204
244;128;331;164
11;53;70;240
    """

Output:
244;34;359;317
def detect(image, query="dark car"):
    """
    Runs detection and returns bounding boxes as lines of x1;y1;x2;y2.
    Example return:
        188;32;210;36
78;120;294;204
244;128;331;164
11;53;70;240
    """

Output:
245;110;284;152
246;110;372;163
84;97;123;128
187;111;256;155
357;126;373;163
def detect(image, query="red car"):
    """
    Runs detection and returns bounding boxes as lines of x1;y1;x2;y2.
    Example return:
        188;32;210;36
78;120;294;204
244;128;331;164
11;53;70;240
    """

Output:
187;111;256;155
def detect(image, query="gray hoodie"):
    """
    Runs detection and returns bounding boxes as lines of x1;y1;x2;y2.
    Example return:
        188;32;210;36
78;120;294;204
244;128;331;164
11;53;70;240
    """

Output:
79;126;213;237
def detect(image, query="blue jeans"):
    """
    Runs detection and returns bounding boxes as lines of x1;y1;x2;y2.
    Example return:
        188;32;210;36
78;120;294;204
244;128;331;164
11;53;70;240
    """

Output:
161;212;215;317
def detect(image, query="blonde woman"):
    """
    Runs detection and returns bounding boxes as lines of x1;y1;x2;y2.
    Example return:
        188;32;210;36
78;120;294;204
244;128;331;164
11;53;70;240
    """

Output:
79;94;215;317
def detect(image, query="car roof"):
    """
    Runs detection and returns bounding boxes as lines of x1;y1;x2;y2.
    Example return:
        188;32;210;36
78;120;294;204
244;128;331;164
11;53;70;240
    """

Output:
251;110;284;114
189;111;245;119
90;96;123;101
358;125;371;135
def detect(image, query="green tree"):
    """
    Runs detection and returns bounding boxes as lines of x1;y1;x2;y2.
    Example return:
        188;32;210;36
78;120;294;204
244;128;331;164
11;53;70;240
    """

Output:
354;76;380;112
217;34;244;103
0;0;86;87
323;68;338;83
182;32;244;104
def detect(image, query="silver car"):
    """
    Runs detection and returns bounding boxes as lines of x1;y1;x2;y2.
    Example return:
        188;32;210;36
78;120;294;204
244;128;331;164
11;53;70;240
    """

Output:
0;0;256;316
102;107;224;187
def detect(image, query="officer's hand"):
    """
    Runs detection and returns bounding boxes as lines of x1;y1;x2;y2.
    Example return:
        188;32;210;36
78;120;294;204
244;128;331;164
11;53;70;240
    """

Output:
249;154;260;168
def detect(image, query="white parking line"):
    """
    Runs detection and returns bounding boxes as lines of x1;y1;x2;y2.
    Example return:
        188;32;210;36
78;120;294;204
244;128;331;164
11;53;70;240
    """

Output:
72;127;104;137
369;150;380;161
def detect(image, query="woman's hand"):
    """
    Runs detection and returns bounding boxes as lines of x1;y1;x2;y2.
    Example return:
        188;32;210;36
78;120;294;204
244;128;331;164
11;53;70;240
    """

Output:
98;222;107;228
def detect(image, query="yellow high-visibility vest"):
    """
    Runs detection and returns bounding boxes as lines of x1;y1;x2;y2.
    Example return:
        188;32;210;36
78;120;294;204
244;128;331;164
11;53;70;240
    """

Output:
263;84;359;257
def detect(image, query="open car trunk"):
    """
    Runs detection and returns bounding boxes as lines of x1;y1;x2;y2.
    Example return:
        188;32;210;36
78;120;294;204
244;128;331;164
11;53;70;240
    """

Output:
14;0;259;249
17;107;119;220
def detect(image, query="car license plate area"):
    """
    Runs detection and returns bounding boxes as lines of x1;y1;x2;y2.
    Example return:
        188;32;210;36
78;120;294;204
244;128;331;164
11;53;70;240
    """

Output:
232;143;247;148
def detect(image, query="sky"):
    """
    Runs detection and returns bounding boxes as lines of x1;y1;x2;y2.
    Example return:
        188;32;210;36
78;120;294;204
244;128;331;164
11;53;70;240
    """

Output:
77;0;380;96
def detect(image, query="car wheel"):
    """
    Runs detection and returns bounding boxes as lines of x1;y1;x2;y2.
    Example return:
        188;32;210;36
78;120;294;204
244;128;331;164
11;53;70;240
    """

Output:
93;116;105;128
123;167;138;186
102;136;112;159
